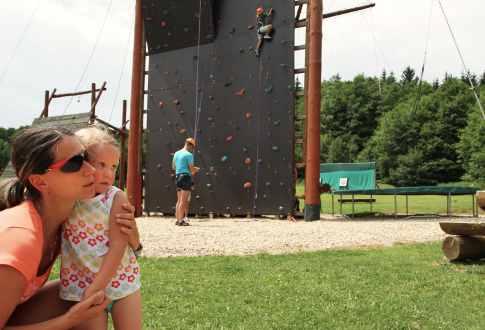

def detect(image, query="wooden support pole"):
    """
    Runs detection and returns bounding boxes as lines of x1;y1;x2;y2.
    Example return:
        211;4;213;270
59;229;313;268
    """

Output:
304;0;322;220
119;100;128;190
91;83;96;120
127;0;143;216
43;90;49;118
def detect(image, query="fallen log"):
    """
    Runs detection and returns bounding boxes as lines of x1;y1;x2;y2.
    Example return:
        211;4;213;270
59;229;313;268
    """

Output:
442;235;485;261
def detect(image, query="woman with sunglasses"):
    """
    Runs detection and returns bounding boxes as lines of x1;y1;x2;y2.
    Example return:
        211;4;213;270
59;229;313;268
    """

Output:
0;127;140;329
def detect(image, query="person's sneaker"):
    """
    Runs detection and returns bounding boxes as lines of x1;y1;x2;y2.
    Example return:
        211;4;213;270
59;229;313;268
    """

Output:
179;220;190;226
183;217;189;223
263;35;272;40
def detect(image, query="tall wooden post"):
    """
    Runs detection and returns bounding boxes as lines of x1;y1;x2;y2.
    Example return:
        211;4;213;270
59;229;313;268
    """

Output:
127;0;144;216
304;0;323;220
90;83;96;121
119;100;128;190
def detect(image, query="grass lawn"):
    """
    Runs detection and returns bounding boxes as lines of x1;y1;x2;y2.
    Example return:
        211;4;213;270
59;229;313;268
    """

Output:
296;182;481;216
52;243;485;329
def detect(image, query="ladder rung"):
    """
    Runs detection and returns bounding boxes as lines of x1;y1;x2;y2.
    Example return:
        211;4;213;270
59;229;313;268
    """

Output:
295;90;304;97
294;68;305;74
296;163;306;169
294;45;306;51
295;0;308;5
295;20;306;28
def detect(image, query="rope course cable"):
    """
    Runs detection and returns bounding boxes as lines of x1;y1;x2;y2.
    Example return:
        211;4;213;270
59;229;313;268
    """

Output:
63;0;115;115
192;0;204;154
412;0;435;114
0;0;43;87
437;0;485;120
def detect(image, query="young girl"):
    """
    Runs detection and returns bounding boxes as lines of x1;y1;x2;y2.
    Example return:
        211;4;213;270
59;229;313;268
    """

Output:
59;127;142;330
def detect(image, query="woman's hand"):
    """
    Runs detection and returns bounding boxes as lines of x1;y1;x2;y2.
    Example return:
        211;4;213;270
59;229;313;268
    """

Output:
64;291;110;327
116;203;141;250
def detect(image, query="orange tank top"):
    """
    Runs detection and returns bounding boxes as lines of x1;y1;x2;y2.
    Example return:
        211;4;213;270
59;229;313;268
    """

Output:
0;201;54;303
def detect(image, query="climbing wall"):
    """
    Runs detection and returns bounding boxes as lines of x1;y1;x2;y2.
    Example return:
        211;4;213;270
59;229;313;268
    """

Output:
143;0;295;216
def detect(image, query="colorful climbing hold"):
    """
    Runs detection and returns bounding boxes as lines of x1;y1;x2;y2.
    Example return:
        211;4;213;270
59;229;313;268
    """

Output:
244;158;252;165
235;88;245;96
173;99;180;105
221;155;228;162
245;112;252;119
226;135;233;142
243;182;252;189
159;101;164;108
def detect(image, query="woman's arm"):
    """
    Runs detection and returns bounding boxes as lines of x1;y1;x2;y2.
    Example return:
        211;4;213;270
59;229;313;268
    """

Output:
82;192;129;299
0;266;108;330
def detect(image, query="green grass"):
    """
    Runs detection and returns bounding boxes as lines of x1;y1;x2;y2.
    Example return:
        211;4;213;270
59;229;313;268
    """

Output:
296;181;481;216
51;244;485;329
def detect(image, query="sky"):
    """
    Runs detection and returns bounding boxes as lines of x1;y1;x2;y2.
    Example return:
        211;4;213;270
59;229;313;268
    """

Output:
0;0;484;128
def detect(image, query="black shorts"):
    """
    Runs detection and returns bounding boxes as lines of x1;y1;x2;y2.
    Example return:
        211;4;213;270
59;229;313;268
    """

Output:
176;173;193;191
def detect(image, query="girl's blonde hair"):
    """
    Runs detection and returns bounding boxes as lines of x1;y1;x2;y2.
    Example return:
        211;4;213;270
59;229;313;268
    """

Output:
75;126;119;151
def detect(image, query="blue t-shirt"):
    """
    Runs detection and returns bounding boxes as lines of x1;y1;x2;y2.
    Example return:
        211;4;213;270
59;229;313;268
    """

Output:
173;149;194;175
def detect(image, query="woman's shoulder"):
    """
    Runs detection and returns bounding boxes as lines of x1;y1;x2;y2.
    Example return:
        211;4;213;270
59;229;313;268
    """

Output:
0;201;42;233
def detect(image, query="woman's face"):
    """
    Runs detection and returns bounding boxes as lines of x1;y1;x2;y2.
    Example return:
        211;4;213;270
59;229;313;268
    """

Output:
41;135;96;201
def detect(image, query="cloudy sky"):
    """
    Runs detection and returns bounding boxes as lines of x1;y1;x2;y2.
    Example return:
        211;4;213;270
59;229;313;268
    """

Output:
1;0;484;128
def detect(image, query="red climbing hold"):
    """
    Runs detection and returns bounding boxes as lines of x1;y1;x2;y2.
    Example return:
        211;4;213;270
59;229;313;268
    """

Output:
161;21;167;28
235;88;245;96
243;182;252;189
245;112;252;119
226;135;233;142
244;158;252;165
159;101;164;108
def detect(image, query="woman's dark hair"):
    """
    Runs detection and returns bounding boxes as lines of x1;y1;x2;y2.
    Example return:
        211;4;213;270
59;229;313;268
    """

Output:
0;127;74;211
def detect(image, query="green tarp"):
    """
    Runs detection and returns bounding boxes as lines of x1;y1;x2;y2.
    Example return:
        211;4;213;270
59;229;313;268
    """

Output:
320;162;376;191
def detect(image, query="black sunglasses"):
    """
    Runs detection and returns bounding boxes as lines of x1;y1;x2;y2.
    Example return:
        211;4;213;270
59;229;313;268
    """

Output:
47;152;87;173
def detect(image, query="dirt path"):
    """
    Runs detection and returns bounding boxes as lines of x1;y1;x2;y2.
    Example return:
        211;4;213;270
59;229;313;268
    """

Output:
136;215;464;257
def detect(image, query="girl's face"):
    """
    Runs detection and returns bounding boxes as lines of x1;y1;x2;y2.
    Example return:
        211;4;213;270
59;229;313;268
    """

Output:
88;144;120;194
41;135;96;201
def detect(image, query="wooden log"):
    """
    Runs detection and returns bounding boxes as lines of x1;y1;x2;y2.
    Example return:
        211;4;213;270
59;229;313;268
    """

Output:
440;221;485;236
442;235;485;261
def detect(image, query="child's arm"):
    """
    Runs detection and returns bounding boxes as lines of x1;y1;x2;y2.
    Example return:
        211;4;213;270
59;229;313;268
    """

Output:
82;191;129;300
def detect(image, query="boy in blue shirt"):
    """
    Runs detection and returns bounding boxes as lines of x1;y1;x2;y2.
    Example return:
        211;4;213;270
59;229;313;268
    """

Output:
172;138;199;226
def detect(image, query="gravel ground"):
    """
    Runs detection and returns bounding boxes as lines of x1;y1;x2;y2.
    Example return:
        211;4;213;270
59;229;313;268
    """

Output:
136;215;475;258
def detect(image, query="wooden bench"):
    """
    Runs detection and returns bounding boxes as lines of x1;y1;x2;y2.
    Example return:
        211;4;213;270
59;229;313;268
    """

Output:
338;198;376;204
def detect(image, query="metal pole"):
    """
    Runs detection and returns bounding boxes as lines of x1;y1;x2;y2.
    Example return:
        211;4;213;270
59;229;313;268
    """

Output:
127;0;143;216
304;0;322;221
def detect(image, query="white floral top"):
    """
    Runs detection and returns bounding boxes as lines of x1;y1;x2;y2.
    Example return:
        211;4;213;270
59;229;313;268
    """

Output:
59;186;141;301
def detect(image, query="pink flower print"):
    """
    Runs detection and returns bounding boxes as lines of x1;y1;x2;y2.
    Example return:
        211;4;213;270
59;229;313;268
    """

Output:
124;266;132;273
69;274;79;282
119;274;127;281
127;275;135;283
87;227;95;235
61;268;70;276
111;281;120;288
88;239;97;247
78;281;86;289
77;270;84;278
96;235;105;242
72;236;80;245
95;224;104;231
79;220;86;228
64;229;72;237
71;264;78;271
133;267;139;275
79;232;87;240
61;279;70;287
86;277;93;284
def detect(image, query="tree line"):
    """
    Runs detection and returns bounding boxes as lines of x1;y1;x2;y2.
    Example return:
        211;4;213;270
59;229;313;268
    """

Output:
295;67;485;186
2;67;485;187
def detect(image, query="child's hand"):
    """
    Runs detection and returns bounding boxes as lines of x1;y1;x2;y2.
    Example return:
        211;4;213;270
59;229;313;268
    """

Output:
116;202;141;249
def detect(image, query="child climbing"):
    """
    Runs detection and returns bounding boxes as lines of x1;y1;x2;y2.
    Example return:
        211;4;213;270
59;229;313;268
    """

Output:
255;6;274;57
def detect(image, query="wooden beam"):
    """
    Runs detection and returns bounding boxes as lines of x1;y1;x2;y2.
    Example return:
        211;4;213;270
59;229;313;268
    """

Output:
296;3;376;28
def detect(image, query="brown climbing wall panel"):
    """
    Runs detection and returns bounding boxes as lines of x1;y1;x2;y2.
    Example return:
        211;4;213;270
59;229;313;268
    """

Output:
144;0;295;216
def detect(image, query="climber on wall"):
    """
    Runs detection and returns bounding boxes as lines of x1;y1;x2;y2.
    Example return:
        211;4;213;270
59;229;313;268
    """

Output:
255;6;274;57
